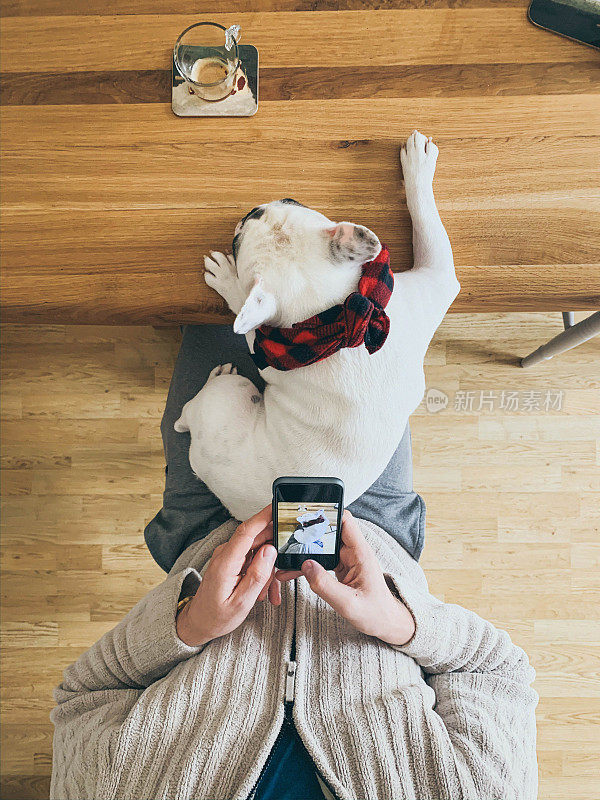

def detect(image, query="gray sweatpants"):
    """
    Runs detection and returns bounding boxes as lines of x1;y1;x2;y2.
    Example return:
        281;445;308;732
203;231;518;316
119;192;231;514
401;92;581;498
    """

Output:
144;325;426;572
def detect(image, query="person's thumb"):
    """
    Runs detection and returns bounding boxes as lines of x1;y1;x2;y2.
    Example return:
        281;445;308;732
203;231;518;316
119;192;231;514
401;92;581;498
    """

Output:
301;560;349;615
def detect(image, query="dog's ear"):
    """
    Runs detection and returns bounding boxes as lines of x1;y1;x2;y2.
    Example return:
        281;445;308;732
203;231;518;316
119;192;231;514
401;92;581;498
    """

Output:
326;222;381;264
233;278;277;334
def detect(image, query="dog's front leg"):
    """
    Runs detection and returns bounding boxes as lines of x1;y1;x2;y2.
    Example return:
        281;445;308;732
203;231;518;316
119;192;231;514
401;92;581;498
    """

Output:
204;251;258;355
400;131;457;289
204;251;246;315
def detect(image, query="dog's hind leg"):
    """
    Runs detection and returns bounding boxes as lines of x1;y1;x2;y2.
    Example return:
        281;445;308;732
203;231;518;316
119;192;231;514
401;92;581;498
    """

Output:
175;363;262;442
175;364;270;518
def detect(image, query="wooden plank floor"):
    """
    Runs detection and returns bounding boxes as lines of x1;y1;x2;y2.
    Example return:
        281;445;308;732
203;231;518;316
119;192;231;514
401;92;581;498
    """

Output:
1;314;598;799
1;1;599;323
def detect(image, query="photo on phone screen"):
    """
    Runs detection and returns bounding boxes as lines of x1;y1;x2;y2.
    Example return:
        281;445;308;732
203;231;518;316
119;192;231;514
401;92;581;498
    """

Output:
277;502;339;555
273;477;344;570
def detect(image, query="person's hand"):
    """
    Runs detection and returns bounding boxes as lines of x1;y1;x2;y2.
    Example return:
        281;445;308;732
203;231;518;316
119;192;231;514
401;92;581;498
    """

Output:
177;505;281;647
276;510;415;646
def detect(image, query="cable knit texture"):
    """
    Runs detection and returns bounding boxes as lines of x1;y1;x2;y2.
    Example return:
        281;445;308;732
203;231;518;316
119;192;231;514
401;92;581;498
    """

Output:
50;518;538;800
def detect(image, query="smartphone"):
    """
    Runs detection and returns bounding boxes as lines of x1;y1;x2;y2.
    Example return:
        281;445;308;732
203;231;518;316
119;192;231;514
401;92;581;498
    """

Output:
528;0;600;49
272;477;344;570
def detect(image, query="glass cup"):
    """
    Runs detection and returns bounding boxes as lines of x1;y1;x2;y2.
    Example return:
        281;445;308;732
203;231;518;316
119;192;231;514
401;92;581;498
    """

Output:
174;22;240;102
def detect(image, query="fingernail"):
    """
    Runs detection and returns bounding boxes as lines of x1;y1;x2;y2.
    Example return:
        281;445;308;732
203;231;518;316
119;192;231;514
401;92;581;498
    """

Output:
302;560;315;575
261;545;276;560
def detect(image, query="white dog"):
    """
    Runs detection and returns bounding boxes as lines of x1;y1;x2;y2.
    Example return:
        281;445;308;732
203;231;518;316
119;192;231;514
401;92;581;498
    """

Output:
175;131;459;520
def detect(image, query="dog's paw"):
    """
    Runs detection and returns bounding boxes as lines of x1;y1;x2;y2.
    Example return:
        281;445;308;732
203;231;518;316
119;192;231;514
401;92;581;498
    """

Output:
204;251;245;314
400;130;438;193
207;363;238;382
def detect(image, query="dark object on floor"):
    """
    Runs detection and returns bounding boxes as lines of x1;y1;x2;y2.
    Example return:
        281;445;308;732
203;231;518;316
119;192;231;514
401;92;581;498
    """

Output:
528;0;600;49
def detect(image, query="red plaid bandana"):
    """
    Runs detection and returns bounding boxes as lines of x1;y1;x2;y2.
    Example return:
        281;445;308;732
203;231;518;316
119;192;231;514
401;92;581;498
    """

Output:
251;246;393;371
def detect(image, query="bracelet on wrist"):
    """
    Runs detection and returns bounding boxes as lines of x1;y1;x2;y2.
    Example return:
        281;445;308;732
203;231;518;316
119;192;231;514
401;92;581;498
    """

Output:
177;595;194;615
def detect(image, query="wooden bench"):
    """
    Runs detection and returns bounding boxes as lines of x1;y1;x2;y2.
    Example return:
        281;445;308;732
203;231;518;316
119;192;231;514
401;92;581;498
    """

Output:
1;2;599;325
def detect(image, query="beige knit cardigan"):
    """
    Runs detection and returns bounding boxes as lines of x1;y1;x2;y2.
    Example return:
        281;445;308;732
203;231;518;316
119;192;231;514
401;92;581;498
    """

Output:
50;518;538;800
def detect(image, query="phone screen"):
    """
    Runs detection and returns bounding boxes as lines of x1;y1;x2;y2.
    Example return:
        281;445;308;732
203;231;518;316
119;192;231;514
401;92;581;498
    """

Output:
273;479;344;570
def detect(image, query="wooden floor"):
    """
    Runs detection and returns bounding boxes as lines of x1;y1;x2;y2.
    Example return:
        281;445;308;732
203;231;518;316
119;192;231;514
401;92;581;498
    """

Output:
1;315;598;799
1;1;600;322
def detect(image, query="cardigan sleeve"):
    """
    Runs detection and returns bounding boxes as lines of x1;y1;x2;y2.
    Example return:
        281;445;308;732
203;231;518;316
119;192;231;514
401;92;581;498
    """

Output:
50;565;203;799
384;571;539;800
